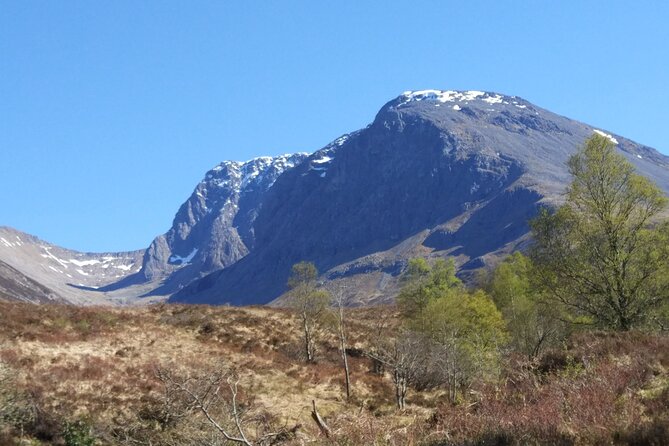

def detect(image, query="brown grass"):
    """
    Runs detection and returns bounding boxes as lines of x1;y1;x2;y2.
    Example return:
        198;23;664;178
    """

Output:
0;301;666;445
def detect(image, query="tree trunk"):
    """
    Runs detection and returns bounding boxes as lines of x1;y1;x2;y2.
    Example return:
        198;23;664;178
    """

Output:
338;308;351;400
311;400;331;438
394;372;407;410
341;343;351;401
448;371;457;404
303;315;313;362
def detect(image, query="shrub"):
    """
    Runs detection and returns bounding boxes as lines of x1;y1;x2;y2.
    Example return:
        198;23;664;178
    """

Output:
0;360;34;431
62;419;96;446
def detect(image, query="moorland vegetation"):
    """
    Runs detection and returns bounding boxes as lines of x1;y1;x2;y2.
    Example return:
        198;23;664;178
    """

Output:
1;135;668;445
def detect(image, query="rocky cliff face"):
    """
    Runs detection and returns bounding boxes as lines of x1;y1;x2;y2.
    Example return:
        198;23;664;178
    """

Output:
170;90;669;305
106;154;309;296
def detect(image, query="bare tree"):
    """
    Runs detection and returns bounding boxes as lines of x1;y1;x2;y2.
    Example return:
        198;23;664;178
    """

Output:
287;262;329;362
367;331;428;410
327;282;352;401
150;363;297;446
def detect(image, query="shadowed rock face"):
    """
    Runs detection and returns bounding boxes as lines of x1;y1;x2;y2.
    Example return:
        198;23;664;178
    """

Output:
170;90;669;306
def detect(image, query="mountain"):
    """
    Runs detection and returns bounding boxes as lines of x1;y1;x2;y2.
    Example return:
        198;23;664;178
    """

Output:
0;155;308;304
0;226;145;304
104;154;309;296
0;259;63;303
170;90;669;306
3;90;669;306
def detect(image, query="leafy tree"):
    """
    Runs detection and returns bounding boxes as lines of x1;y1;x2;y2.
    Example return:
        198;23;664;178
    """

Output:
396;258;507;403
286;261;330;362
653;298;669;331
487;252;563;359
0;361;34;436
531;134;669;330
421;289;508;403
396;258;461;327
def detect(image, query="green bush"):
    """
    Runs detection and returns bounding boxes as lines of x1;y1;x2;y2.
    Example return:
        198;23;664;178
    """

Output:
63;419;96;446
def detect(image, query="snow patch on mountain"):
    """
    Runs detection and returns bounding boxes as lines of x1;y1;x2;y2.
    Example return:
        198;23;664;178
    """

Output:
333;135;349;147
399;90;534;113
313;155;333;164
69;259;101;267
169;248;198;265
40;247;70;269
401;90;488;104
206;154;307;193
240;158;270;189
593;129;619;145
482;94;503;104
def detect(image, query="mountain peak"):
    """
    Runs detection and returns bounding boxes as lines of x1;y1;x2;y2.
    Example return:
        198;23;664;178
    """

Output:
394;89;531;110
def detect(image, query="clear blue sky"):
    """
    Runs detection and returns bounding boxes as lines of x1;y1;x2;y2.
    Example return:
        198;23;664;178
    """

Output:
1;1;668;252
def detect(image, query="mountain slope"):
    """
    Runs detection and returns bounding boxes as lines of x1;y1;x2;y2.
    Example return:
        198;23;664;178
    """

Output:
171;90;669;305
0;226;145;305
0;154;308;304
0;259;63;303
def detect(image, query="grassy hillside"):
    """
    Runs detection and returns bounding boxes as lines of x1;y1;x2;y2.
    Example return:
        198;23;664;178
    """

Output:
0;301;667;445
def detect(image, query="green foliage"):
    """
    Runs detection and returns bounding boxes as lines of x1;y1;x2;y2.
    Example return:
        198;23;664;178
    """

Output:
0;361;33;431
422;288;508;365
397;259;508;402
287;261;329;313
653;298;669;331
396;258;461;324
487;252;564;358
420;288;508;402
63;419;96;446
287;261;318;289
531;134;669;331
488;252;531;310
